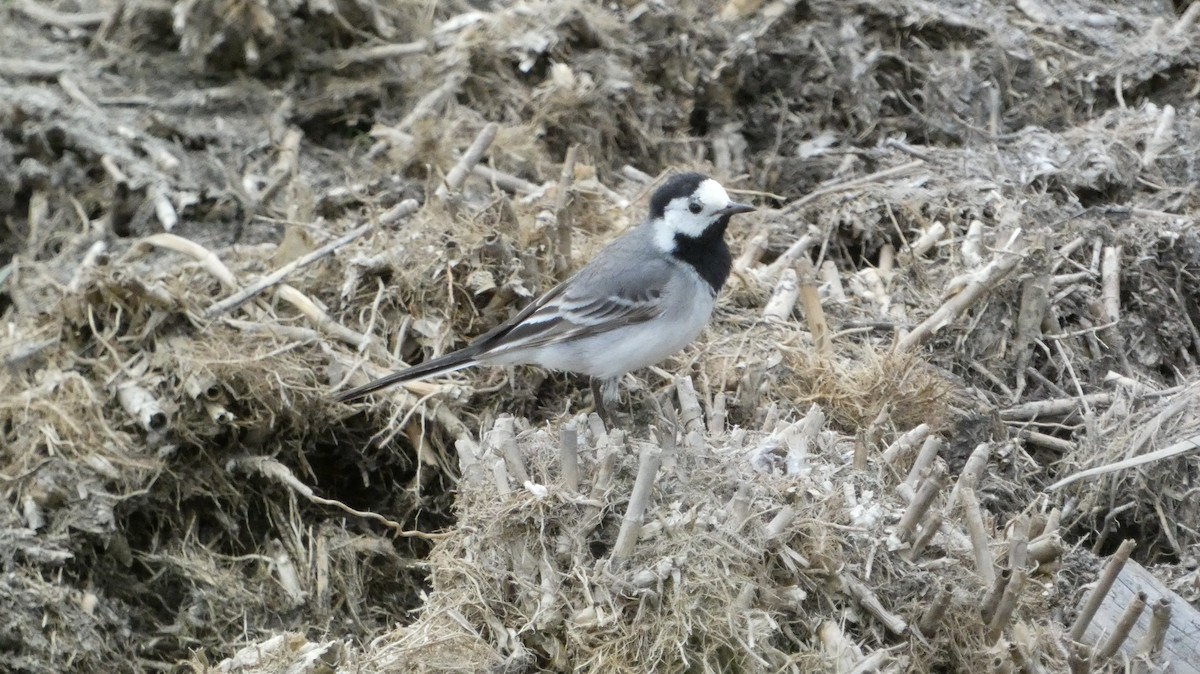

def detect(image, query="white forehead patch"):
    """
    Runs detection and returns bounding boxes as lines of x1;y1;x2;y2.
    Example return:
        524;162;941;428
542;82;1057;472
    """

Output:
695;178;732;210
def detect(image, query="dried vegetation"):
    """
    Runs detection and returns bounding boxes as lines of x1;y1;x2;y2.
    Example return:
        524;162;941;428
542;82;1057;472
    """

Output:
3;0;1200;672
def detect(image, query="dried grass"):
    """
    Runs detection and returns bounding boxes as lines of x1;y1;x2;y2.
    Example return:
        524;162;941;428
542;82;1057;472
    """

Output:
3;0;1200;671
213;395;1081;673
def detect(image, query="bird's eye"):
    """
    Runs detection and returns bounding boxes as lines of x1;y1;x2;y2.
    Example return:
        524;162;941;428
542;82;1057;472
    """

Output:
688;202;703;214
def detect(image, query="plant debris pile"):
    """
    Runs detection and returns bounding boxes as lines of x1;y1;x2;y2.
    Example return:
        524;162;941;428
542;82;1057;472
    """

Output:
2;0;1199;672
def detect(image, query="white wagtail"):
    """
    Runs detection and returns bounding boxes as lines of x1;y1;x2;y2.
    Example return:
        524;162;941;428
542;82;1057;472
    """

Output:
335;173;755;423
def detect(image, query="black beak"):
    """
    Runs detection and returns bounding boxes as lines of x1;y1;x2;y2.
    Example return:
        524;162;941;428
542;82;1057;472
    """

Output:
718;201;755;216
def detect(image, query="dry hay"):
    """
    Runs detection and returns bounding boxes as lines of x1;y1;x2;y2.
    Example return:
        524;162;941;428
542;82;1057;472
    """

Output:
199;391;1088;673
1053;383;1200;560
4;0;1200;672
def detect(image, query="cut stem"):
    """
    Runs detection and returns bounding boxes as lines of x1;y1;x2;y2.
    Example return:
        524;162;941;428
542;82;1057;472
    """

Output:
918;583;953;637
1094;591;1146;662
960;486;995;585
898;463;946;543
435;122;499;202
560;422;579;493
987;568;1027;644
1069;539;1137;642
1135;597;1171;660
611;446;662;562
981;568;1012;624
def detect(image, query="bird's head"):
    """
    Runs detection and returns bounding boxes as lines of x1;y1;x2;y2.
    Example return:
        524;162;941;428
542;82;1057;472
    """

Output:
648;173;755;252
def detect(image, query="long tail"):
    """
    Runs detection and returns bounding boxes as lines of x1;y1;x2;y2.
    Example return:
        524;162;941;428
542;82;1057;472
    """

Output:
334;347;482;403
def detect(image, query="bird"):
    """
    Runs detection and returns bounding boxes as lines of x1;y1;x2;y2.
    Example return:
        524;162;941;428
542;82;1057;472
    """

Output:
334;172;755;425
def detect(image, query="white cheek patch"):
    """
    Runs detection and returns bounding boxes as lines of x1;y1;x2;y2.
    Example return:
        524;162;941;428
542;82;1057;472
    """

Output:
652;196;691;251
654;206;684;252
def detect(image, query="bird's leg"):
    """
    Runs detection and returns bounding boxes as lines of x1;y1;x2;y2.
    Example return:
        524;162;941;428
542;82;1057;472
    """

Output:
590;378;612;430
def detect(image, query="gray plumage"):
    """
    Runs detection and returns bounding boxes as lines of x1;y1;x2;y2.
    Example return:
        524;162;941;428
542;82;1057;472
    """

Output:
334;173;754;415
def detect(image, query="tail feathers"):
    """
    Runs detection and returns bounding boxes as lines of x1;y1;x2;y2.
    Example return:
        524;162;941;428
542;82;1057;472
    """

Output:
334;348;481;403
